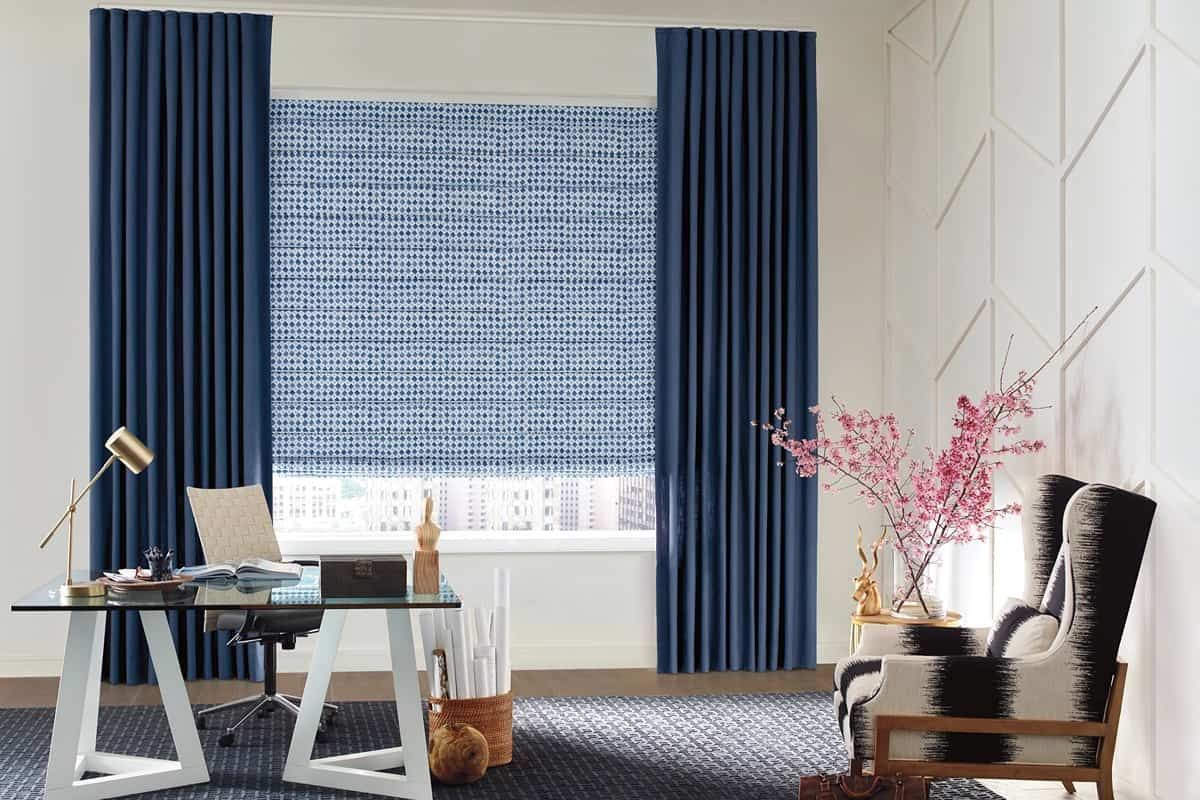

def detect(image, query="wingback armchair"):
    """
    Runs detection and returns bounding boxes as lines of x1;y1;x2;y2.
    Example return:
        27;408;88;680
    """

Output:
834;475;1156;800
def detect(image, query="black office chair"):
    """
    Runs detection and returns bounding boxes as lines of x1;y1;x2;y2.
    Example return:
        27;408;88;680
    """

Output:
186;485;336;746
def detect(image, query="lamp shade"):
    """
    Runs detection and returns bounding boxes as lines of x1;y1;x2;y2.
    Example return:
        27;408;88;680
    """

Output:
105;426;154;474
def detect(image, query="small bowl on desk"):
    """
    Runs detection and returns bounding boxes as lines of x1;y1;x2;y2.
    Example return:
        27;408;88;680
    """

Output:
98;569;194;594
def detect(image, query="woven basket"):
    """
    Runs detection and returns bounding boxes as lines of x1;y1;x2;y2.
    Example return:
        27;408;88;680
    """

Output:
427;692;513;767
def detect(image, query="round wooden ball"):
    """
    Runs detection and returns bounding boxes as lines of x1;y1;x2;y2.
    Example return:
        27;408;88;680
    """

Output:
428;723;489;785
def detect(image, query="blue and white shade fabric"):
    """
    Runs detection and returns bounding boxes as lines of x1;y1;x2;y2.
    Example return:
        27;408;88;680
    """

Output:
269;99;656;477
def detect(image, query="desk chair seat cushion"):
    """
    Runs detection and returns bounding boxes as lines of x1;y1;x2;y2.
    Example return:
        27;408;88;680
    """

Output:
217;609;324;637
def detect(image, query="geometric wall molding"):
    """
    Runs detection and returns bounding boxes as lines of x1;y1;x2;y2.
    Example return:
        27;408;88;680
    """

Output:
1064;0;1147;156
891;0;933;62
994;298;1057;489
1140;475;1200;797
889;42;936;218
887;322;936;454
1155;44;1200;286
936;0;989;210
1156;0;1200;69
936;298;990;447
933;0;967;63
1063;54;1151;332
994;125;1058;344
936;136;990;363
887;4;1193;791
1062;272;1150;490
1154;267;1200;501
888;190;937;368
994;0;1061;163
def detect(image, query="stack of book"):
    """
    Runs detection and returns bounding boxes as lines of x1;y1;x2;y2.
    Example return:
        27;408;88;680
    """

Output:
176;558;303;581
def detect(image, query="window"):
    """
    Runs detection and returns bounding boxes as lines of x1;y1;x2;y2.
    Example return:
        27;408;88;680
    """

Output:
268;98;655;539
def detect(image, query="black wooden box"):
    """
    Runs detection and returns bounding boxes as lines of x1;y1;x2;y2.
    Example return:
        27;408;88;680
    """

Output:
320;555;408;597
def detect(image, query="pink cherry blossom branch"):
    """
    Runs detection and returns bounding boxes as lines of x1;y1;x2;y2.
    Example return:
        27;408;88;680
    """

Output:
757;308;1097;615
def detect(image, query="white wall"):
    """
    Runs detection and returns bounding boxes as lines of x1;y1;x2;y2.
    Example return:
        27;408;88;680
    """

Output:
885;1;1199;796
0;0;899;677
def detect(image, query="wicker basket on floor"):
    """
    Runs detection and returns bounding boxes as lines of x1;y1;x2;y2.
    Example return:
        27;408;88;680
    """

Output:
427;692;513;767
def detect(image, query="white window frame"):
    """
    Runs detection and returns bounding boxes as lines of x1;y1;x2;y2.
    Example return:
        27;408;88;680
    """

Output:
277;529;656;560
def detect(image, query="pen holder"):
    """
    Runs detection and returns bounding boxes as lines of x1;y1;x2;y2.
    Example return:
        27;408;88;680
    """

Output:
143;546;175;582
427;692;513;767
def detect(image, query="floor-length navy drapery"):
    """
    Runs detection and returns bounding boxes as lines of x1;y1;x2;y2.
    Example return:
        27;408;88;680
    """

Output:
89;8;273;684
655;28;818;673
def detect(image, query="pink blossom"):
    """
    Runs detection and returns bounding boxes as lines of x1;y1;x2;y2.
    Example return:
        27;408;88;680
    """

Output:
759;369;1050;609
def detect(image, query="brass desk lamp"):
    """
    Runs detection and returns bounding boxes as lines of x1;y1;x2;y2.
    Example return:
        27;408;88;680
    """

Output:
39;426;155;597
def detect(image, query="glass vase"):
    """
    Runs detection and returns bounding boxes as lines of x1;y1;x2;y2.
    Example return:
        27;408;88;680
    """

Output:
892;555;946;620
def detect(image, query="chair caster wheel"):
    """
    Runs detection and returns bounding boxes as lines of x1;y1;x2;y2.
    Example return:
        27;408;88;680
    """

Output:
256;710;268;718
315;725;329;744
218;732;235;747
324;711;338;726
196;716;208;730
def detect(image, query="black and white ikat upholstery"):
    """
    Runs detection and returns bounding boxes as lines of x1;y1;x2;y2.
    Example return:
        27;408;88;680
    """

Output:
985;598;1059;658
834;476;1156;769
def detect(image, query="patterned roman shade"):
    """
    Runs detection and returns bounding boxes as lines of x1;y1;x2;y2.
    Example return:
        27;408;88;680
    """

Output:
269;99;655;477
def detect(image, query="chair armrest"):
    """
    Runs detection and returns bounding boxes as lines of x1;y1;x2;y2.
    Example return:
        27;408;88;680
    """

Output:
864;652;1069;722
855;623;988;657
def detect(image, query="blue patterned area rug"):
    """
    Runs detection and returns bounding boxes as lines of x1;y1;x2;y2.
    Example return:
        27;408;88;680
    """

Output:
0;693;1001;799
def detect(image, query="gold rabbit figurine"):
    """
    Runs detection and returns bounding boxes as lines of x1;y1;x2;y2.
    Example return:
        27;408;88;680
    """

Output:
852;526;886;617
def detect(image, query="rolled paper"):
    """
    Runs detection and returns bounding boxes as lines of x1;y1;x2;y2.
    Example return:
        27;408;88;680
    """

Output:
442;630;458;700
431;648;447;700
494;605;511;694
449;610;473;699
463;608;476;697
473;607;493;648
473;656;491;700
475;645;497;697
494;567;511;610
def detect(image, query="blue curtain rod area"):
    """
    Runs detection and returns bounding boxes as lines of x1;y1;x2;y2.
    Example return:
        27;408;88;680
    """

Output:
94;3;817;32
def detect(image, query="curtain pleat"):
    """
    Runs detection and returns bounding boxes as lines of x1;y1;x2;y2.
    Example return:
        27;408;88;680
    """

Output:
89;8;273;685
655;28;818;673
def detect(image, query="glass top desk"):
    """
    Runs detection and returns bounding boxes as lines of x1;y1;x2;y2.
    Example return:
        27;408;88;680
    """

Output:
12;566;461;611
12;567;459;800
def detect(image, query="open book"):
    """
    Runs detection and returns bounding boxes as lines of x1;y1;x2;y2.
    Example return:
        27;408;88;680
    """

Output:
177;558;303;582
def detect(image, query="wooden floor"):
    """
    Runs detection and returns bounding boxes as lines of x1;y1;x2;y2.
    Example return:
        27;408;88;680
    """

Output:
0;666;835;708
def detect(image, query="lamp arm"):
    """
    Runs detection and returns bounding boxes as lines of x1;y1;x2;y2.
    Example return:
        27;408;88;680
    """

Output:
39;454;118;549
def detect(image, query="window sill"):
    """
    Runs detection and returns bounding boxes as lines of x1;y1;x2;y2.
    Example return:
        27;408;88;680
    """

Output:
277;530;656;558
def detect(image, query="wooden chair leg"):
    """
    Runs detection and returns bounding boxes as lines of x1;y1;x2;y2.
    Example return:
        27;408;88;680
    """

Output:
1062;780;1076;794
850;758;862;776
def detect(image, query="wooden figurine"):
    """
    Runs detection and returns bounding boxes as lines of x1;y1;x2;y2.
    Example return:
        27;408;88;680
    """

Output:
413;496;442;594
852;526;885;617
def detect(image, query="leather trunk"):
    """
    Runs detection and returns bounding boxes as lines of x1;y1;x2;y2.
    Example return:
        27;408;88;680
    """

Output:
798;774;928;800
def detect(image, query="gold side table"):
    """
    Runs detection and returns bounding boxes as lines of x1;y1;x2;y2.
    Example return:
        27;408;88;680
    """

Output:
850;610;962;653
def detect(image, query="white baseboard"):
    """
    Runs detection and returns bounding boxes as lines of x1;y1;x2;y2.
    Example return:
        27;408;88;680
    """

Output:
0;655;72;677
0;640;849;677
277;641;659;673
275;640;848;674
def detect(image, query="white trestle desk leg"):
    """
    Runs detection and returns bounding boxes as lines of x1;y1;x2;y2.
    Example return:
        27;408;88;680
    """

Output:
45;611;209;800
387;608;434;799
284;609;433;800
